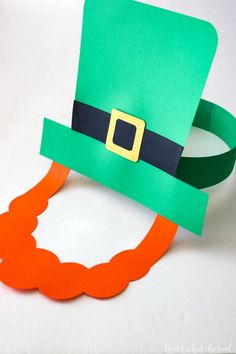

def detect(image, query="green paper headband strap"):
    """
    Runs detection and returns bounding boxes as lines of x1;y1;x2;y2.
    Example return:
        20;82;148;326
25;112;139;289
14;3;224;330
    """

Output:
177;99;236;189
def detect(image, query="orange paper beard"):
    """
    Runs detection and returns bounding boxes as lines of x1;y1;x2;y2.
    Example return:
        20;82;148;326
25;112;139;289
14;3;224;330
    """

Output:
0;162;177;300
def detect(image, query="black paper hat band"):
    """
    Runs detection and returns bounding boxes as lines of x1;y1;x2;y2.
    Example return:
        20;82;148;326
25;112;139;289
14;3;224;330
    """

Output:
71;100;236;190
72;101;184;176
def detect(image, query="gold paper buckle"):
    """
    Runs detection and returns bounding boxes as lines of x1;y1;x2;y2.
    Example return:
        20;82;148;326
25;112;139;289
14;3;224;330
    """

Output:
106;109;145;162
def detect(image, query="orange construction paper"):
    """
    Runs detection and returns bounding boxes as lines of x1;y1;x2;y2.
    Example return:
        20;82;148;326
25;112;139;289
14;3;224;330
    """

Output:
0;162;178;300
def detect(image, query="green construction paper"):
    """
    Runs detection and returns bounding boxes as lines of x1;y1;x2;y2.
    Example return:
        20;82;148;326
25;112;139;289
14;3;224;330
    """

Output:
76;0;218;146
40;118;208;236
177;100;236;188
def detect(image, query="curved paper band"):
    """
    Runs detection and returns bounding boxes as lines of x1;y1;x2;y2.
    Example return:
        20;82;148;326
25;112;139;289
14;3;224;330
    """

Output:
0;162;178;300
177;100;236;188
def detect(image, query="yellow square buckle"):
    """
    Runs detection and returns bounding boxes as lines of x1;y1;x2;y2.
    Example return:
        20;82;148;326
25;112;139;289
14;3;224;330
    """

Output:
105;109;145;162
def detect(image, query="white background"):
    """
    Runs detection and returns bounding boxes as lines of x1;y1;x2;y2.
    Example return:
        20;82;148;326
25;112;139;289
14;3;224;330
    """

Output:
0;0;235;353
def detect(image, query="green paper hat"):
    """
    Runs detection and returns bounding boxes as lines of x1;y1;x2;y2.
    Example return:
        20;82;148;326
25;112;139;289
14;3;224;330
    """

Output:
40;0;236;235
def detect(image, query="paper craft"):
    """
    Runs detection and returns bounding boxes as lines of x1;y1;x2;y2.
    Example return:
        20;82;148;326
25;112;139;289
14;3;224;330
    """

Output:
0;0;235;300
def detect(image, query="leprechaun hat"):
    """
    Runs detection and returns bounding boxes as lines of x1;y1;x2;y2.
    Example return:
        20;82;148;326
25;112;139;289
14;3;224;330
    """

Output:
41;0;220;235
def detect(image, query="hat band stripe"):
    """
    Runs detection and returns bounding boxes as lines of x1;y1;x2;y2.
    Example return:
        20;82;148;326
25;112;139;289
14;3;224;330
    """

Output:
72;101;184;176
